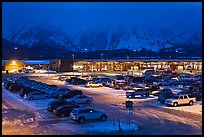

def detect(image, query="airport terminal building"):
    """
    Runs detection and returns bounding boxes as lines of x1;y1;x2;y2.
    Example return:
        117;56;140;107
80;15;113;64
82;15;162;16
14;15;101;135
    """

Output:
2;58;202;72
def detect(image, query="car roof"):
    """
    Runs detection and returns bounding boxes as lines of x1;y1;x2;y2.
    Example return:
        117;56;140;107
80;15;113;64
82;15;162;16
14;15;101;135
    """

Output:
74;107;94;111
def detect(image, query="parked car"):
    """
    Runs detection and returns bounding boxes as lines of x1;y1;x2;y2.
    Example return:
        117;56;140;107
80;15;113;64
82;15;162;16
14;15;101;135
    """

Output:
70;108;108;124
78;75;92;80
158;90;174;103
24;69;35;73
85;81;103;88
4;81;16;89
71;78;87;85
152;88;172;96
116;75;125;80
67;95;93;104
19;88;36;97
58;90;83;100
114;81;128;90
53;104;80;117
98;78;110;85
165;94;196;107
142;69;155;75
189;75;202;81
47;100;80;112
143;77;155;84
177;74;192;81
153;78;172;86
8;84;22;92
58;75;75;81
126;87;151;98
24;92;51;100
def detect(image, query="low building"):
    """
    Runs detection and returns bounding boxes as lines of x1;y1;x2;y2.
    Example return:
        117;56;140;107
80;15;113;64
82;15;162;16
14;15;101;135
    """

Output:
72;58;202;72
4;60;25;72
2;60;50;71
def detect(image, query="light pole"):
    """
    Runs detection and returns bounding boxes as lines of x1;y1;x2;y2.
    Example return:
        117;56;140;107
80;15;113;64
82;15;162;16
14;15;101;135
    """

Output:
72;54;75;76
101;53;104;61
84;48;87;59
127;55;129;60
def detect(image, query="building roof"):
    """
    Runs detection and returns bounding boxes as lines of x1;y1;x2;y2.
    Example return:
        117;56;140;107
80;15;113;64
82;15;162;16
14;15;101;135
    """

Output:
2;60;50;66
75;58;202;62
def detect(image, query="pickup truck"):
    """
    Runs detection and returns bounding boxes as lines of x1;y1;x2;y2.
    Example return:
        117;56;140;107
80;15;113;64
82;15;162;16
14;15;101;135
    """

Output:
165;94;196;107
126;87;151;98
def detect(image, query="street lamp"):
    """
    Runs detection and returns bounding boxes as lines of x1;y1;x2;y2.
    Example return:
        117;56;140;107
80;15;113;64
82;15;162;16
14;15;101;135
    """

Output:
127;55;129;60
84;49;87;59
72;54;75;75
101;53;104;60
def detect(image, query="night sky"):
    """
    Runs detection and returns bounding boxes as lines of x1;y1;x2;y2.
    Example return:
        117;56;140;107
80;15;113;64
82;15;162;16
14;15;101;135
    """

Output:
2;2;202;35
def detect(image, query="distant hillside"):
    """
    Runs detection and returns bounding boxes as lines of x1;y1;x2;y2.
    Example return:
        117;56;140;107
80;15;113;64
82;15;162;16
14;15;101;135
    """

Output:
2;24;202;59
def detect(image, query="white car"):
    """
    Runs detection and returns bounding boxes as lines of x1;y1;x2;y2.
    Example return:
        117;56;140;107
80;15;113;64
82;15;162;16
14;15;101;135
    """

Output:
67;95;93;104
34;69;57;74
85;81;103;88
70;108;108;124
24;92;51;100
165;94;196;107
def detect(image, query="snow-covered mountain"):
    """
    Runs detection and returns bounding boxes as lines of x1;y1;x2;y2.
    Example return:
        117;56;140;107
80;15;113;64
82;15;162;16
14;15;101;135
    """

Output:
3;24;202;53
5;23;76;51
76;24;201;52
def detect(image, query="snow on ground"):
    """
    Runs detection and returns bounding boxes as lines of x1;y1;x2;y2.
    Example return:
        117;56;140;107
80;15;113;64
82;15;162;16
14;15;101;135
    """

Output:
52;120;137;134
66;84;157;102
151;101;202;115
2;87;53;111
127;95;158;101
66;84;158;109
67;85;126;98
2;85;138;133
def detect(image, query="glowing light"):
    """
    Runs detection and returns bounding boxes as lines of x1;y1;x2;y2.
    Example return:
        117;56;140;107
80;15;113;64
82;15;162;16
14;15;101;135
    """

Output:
12;60;16;64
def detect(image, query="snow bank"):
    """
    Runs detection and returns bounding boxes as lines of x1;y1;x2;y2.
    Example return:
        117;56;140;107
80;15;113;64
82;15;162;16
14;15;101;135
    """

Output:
54;120;137;134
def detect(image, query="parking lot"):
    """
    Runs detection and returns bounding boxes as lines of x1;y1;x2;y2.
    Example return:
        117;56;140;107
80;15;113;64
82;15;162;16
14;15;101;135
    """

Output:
2;71;202;135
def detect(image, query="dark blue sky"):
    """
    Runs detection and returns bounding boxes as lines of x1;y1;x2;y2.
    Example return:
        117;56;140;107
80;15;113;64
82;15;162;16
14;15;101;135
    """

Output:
3;2;202;35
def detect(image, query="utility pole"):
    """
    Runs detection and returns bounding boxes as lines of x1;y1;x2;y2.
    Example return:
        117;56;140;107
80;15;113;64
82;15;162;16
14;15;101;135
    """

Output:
72;54;75;76
101;53;104;61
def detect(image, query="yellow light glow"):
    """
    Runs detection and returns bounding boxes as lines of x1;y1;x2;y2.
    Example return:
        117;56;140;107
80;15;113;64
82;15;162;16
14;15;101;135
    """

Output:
12;61;16;64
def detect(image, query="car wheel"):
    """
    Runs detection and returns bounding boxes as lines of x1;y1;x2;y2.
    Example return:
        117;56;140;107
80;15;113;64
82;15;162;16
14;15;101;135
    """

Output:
78;117;85;124
189;101;193;106
100;115;107;121
99;85;102;87
30;97;34;100
86;100;90;104
173;102;178;107
60;113;65;117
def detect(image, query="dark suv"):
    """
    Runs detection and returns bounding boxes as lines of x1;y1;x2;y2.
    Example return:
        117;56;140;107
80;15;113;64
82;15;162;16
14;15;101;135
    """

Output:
19;87;36;97
47;100;80;112
58;90;83;100
158;90;174;103
71;78;87;85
